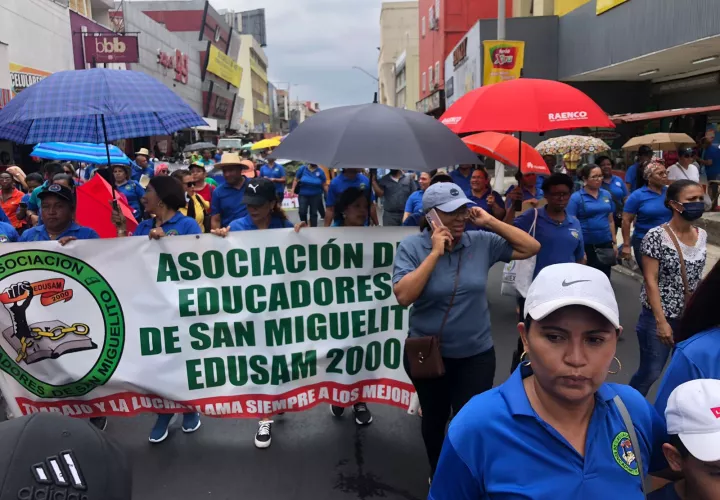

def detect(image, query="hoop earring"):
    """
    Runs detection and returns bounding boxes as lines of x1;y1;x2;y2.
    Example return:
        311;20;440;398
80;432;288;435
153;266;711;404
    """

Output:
519;350;531;366
608;356;622;375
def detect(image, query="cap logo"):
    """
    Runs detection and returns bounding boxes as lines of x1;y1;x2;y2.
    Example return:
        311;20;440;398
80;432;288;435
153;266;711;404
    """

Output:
48;184;62;192
712;407;720;418
562;279;590;287
248;184;258;193
20;451;88;499
450;188;460;196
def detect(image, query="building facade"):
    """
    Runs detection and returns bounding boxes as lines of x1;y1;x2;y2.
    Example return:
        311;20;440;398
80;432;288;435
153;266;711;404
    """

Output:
379;2;419;110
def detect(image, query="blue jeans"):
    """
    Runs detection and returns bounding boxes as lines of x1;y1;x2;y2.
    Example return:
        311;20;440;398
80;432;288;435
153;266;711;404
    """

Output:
628;307;677;396
632;236;644;273
298;193;324;227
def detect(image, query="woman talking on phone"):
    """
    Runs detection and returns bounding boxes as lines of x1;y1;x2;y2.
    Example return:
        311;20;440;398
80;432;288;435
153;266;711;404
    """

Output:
392;182;539;480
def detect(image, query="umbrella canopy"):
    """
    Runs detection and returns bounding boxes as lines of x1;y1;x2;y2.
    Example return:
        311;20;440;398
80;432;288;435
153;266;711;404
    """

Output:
251;137;282;150
463;132;550;175
240;143;254;150
440;78;615;134
76;175;137;238
535;135;611;156
32;142;131;165
0;68;206;144
270;103;481;171
183;142;216;153
622;133;695;151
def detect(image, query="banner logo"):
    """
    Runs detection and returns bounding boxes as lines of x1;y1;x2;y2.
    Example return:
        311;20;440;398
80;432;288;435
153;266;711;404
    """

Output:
0;251;124;398
612;431;639;476
548;111;589;122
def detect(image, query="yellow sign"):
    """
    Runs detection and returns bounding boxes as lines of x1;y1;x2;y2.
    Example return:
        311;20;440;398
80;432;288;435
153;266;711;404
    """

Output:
206;45;242;88
250;58;268;83
9;63;52;94
554;0;590;16
482;41;525;86
597;0;629;14
254;99;270;115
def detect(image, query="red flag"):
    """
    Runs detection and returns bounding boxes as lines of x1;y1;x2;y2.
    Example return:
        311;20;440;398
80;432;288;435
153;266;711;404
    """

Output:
76;175;138;238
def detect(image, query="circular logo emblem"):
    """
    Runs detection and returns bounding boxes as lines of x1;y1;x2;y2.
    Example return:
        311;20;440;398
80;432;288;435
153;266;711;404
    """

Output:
450;188;460;196
166;229;179;236
570;229;580;239
48;184;62;193
0;250;125;398
612;432;639;476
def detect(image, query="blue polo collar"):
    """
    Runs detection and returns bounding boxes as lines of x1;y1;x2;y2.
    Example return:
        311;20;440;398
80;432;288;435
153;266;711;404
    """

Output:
537;206;573;227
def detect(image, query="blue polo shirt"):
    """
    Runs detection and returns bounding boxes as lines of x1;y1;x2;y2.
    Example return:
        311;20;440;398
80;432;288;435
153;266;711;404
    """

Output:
131;162;154;182
19;222;99;242
326;173;371;207
566;188;614;245
116;180;145;219
654;327;720;418
647;483;680;500
504;185;544;208
703;144;720;178
133;212;201;237
404;190;423;214
259;163;286;194
449;169;473;195
229;215;294;231
430;366;668;500
0;221;19;242
623;186;671;241
294;165;326;196
514;207;584;277
626;163;640;192
466;190;504;231
392;229;513;358
603;175;629;203
210;180;248;227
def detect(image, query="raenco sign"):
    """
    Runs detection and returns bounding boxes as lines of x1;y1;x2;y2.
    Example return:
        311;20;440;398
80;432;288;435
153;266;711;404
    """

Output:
548;111;588;122
83;34;139;64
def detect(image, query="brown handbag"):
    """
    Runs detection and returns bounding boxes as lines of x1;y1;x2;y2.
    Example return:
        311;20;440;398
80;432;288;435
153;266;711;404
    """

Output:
404;251;463;380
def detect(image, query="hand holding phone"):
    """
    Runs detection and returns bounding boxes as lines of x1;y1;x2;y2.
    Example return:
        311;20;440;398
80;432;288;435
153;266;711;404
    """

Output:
426;209;452;255
425;208;444;229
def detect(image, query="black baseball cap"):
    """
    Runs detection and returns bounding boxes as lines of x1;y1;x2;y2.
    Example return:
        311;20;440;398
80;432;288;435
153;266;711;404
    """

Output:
678;147;694;156
0;413;131;500
38;183;74;204
244;178;277;205
638;145;654;157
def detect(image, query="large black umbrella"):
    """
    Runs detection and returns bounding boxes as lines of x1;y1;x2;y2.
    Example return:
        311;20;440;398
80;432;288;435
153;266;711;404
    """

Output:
183;142;216;153
271;103;480;171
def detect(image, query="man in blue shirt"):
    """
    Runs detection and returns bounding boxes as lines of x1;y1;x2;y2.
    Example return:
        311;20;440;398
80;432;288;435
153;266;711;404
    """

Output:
210;153;249;229
403;171;432;222
625;145;653;192
324;169;378;227
20;184;99;243
259;157;286;202
699;137;720;210
132;148;155;182
449;164;474;195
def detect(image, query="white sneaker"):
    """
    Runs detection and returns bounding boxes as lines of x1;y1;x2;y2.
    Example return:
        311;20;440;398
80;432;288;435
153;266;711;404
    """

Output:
254;420;273;449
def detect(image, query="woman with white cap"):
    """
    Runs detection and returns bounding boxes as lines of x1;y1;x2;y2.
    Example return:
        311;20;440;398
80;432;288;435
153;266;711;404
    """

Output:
430;263;669;499
393;182;539;480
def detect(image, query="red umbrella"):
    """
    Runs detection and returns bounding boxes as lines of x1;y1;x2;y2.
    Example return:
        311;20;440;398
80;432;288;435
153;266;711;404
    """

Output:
463;132;550;175
76;175;137;238
441;79;615;134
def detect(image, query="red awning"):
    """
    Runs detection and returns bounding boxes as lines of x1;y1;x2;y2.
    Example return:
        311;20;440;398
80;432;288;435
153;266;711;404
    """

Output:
611;105;720;124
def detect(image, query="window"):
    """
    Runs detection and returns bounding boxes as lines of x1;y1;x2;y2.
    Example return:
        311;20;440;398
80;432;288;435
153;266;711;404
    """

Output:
421;16;426;37
435;0;440;19
428;66;433;88
434;62;440;85
69;0;90;16
428;6;435;28
422;72;426;92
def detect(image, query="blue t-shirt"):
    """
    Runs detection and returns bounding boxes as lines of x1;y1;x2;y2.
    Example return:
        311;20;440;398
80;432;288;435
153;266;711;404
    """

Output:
228;215;293;231
429;366;668;500
133;212;201;237
647;483;680;500
566;188;614;245
514;207;584;277
0;221;19;242
404;190;424;214
19;222;99;242
623;186;672;241
294;165;326;197
504;185;544;208
626;163;640;192
326;173;371;207
210;180;248;227
449;169;473;196
654;327;720;418
603;175;629;204
466;190;504;231
131;162;154;182
116;180;145;219
392;230;513;358
703;144;720;178
259;163;286;194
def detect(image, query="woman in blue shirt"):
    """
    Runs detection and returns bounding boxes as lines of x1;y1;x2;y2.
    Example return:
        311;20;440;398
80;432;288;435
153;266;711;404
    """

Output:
290;163;327;227
112;164;146;220
112;176;202;443
567;164;617;278
622;162;672;271
599;155;628;237
466;167;504;230
430;263;668;500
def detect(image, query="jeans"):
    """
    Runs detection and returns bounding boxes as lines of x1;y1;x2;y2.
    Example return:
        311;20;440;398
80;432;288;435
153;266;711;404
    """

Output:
585;242;614;279
298;194;324;227
632;236;644;273
628;307;677;396
404;347;496;476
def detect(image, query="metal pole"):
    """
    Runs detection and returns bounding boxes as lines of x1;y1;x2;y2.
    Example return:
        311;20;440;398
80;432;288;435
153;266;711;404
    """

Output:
498;0;506;41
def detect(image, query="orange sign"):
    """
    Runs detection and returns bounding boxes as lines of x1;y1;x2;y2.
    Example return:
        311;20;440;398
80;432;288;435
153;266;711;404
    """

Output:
9;63;52;94
482;41;525;86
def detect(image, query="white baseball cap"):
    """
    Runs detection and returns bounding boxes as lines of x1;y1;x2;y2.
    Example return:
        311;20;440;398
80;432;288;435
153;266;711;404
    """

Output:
523;263;620;328
666;379;720;463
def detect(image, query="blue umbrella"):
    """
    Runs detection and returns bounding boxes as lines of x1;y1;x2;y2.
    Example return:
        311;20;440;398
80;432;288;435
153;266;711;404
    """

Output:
32;142;131;165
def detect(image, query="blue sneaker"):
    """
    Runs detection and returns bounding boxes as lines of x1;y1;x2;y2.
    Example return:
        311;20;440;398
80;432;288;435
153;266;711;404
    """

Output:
149;413;177;443
182;412;201;433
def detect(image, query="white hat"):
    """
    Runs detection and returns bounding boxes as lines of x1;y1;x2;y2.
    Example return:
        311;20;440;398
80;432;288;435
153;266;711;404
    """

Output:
524;263;620;328
666;379;720;462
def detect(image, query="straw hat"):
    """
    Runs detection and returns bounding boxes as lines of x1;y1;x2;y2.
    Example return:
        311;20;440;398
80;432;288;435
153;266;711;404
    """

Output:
135;147;150;157
216;152;249;169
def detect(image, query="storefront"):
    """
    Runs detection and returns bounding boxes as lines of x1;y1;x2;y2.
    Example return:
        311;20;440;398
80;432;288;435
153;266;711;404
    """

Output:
70;11;137;71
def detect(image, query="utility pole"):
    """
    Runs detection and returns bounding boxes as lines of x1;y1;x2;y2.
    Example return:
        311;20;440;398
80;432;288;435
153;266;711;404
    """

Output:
497;0;506;40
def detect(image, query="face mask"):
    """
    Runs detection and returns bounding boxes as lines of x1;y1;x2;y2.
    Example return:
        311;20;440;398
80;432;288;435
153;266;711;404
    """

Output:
678;201;705;221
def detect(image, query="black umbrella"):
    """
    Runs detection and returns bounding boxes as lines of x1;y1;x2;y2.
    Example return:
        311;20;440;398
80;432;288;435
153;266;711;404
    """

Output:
183;142;216;153
270;103;480;172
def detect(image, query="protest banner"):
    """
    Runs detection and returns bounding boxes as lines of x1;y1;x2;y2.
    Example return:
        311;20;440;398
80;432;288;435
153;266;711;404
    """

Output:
0;227;416;419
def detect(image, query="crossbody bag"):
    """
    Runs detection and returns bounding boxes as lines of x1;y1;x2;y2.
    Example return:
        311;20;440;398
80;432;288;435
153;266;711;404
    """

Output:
614;395;647;499
404;250;463;380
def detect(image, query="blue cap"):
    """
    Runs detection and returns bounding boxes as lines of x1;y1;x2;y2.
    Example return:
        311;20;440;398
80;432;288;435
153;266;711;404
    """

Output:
421;182;475;213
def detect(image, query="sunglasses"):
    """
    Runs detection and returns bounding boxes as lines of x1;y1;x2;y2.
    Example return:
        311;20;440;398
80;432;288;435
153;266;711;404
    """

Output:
186;182;196;188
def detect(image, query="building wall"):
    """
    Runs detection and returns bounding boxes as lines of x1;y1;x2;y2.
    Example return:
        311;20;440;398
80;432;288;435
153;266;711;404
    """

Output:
236;34;255;129
558;0;720;79
379;2;419;107
554;0;590;16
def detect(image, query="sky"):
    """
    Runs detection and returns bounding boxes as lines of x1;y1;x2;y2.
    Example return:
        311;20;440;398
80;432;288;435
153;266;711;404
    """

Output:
209;0;384;109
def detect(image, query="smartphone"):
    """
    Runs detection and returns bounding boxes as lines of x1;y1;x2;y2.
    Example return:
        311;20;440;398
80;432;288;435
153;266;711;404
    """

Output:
425;208;444;229
513;198;523;211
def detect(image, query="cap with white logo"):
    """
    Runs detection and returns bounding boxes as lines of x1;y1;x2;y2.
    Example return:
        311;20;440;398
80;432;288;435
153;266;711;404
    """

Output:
666;379;720;462
421;182;475;214
524;263;619;328
243;177;276;206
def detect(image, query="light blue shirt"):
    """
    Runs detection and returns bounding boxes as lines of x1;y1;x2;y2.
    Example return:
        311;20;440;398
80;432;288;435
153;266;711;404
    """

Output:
392;230;513;358
430;366;668;500
623;186;672;240
566;188;614;245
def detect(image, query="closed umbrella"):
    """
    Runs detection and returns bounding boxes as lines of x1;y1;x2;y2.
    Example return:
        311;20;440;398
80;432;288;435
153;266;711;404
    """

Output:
622;133;695;151
32;142;131;165
183;142;216;153
270;103;480;171
463;132;549;175
535;135;611;156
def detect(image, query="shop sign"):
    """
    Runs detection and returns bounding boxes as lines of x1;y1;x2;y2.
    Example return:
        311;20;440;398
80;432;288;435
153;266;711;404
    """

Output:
203;91;233;121
482;40;525;86
83;34;139;64
9;63;51;94
444;22;480;107
453;38;468;68
157;49;189;84
416;90;442;114
206;45;242;88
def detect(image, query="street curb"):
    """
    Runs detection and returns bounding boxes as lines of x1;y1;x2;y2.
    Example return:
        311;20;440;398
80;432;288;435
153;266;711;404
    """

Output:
613;264;643;283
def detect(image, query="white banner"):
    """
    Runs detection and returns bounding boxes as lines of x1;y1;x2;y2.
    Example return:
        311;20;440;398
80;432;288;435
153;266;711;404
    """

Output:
0;228;417;419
